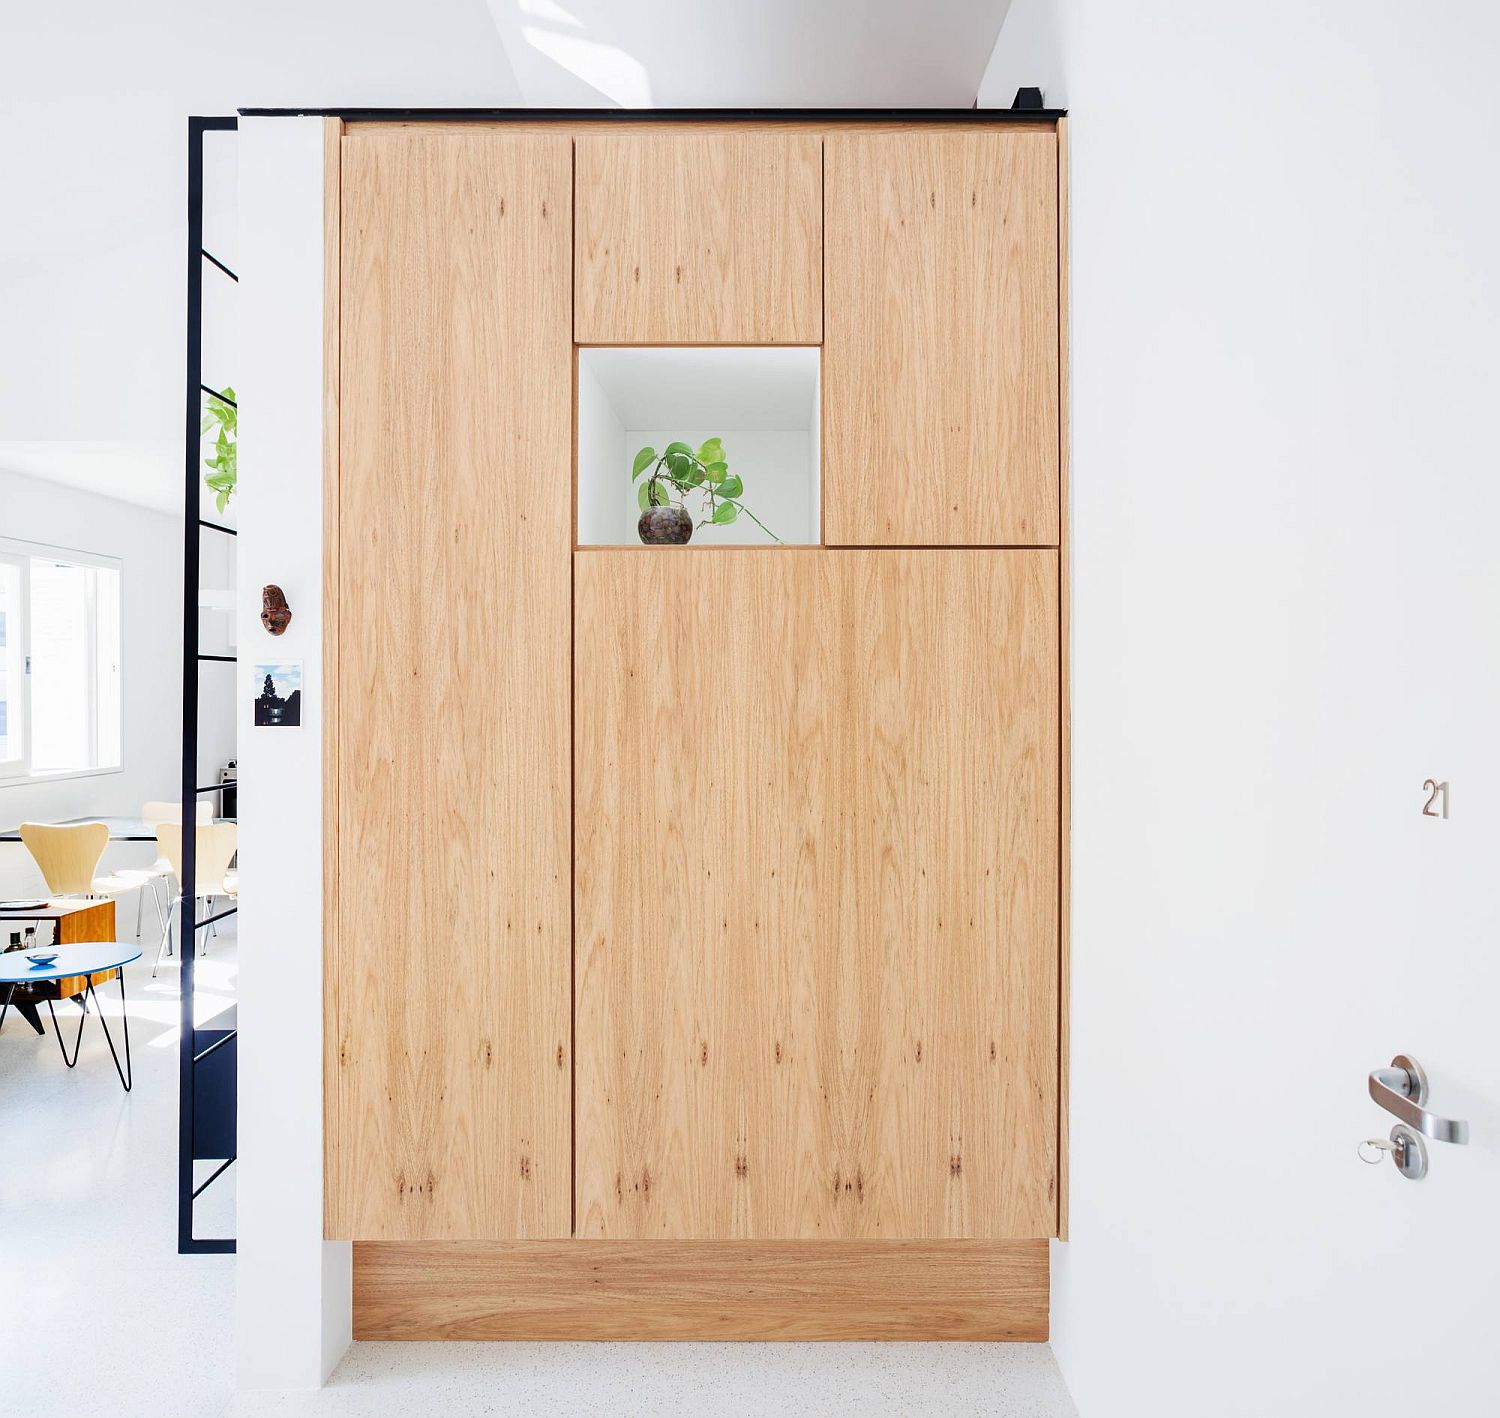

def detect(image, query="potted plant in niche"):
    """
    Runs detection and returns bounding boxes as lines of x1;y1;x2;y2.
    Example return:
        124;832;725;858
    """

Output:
202;386;237;513
633;437;781;545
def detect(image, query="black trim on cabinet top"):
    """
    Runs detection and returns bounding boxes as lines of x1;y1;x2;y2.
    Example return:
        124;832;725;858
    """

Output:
236;105;1066;122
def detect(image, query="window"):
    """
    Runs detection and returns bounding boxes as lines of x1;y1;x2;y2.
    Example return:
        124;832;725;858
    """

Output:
0;541;122;782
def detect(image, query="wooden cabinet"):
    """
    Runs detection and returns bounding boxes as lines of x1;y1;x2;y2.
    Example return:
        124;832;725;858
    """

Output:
326;131;573;1240
574;132;822;345
327;118;1069;1331
823;130;1061;547
573;549;1059;1240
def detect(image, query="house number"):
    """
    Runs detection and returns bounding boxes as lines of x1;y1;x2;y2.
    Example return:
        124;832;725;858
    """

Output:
1422;779;1450;819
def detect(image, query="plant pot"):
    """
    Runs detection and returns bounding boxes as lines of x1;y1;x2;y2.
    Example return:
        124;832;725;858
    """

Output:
638;505;693;545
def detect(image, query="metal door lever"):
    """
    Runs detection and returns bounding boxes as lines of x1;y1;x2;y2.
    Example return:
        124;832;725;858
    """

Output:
1368;1054;1469;1145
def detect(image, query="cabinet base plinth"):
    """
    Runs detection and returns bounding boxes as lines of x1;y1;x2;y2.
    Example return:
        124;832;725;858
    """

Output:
352;1239;1048;1341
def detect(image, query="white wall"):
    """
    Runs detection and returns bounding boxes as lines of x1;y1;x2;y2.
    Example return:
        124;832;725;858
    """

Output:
0;469;183;900
975;0;1062;108
577;356;627;546
982;2;1500;1413
235;115;350;1390
0;1;523;510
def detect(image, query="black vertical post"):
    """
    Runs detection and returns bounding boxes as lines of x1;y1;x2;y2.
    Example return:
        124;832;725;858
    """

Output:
179;115;205;1256
181;115;238;1255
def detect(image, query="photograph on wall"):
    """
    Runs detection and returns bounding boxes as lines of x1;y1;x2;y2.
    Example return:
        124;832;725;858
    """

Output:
253;661;302;727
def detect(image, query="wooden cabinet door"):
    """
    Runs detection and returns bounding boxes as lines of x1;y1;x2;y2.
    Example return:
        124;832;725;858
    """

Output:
574;549;1059;1239
327;132;572;1240
575;132;822;344
823;131;1061;546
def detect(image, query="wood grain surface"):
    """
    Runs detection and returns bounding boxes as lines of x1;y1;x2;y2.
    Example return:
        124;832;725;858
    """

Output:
1055;114;1072;1241
326;130;572;1239
823;130;1060;546
574;132;822;344
574;549;1059;1240
54;900;118;996
353;1238;1048;1340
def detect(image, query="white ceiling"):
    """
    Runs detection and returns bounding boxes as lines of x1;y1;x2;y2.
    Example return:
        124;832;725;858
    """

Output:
489;0;1014;108
0;0;1018;514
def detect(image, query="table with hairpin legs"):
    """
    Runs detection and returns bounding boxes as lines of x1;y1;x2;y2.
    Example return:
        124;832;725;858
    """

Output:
0;941;142;1090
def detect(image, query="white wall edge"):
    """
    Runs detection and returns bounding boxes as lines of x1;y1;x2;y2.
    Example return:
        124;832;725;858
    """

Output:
234;113;351;1391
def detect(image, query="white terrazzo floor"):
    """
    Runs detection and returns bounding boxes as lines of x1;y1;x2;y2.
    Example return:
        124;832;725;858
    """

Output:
1;918;239;1416
1;917;1077;1418
231;1341;1076;1417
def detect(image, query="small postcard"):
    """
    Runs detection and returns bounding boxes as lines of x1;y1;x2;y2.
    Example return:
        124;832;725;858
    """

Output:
253;662;302;727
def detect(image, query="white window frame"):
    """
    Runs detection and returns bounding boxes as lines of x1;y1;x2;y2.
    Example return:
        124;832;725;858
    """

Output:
0;548;29;780
0;535;124;788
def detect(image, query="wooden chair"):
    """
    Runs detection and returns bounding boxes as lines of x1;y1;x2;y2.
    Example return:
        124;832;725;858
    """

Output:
19;821;109;896
153;823;238;978
15;821;121;1001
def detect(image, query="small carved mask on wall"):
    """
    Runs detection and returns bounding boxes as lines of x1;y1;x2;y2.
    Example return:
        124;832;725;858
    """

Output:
261;584;292;636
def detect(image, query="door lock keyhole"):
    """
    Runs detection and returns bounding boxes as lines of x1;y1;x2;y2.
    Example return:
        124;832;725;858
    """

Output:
1357;1124;1428;1180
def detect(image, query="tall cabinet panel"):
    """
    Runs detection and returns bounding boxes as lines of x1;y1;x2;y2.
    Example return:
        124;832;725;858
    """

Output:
574;550;1059;1240
327;132;573;1240
574;132;822;344
823;130;1060;546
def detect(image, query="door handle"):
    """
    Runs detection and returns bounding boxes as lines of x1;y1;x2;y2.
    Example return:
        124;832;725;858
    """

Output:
1368;1054;1469;1144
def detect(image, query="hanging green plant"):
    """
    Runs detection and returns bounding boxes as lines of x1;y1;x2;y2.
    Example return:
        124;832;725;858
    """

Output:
201;387;237;513
630;436;780;546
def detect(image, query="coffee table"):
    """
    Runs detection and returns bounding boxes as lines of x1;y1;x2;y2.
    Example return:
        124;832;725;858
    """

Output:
0;942;142;1090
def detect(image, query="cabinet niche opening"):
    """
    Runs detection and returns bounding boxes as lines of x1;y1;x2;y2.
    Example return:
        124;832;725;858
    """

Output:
577;346;820;547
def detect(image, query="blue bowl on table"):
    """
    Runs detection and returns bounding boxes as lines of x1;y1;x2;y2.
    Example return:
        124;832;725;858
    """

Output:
25;953;59;969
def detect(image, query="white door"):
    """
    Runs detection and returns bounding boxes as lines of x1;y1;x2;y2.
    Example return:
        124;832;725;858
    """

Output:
1036;2;1500;1414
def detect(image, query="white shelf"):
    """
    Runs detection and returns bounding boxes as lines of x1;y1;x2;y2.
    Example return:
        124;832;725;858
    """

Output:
578;347;819;546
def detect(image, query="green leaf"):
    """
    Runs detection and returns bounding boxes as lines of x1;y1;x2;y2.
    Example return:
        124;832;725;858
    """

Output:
631;446;657;480
717;473;743;499
684;464;706;487
712;502;739;525
705;461;728;482
200;414;214;434
638;482;652;510
216;487;230;513
697;437;723;464
666;451;693;479
663;440;693;457
650;481;673;507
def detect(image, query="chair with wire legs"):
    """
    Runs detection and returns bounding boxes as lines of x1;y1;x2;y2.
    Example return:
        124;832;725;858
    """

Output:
152;823;238;978
115;800;213;954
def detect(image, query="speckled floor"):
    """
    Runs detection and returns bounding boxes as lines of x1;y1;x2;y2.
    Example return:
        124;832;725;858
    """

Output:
1;921;239;1417
230;1341;1077;1416
1;918;1076;1418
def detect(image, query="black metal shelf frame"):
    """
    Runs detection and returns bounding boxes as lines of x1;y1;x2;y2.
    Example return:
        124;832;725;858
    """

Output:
181;113;239;1256
201;248;238;282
